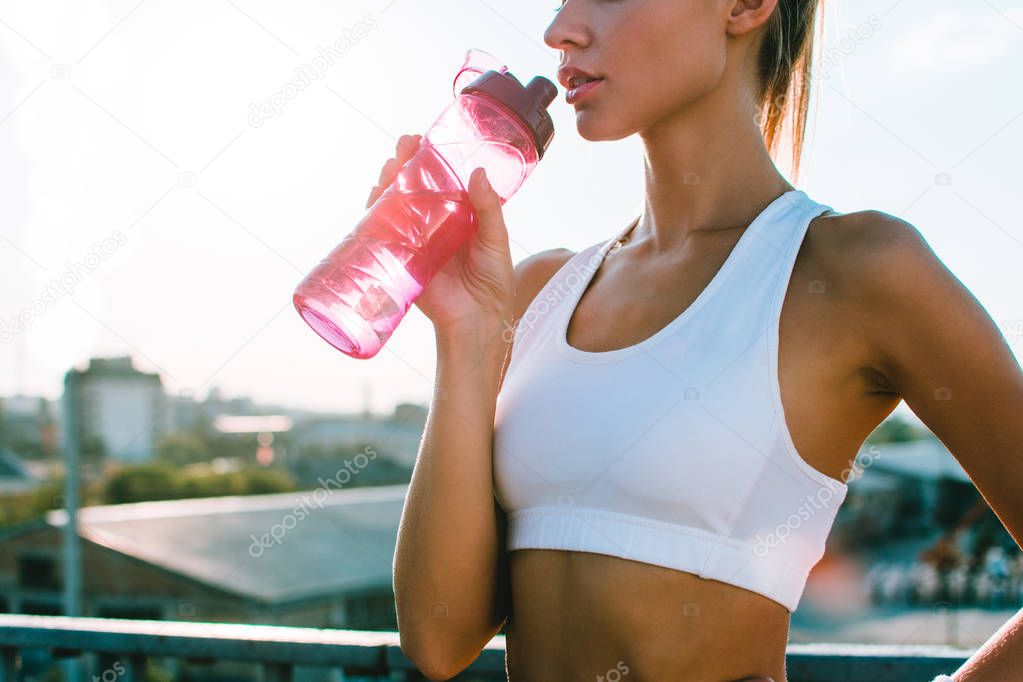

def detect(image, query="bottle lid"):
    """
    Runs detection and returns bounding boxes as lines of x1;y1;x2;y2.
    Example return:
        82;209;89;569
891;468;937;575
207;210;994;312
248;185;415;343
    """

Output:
460;70;557;160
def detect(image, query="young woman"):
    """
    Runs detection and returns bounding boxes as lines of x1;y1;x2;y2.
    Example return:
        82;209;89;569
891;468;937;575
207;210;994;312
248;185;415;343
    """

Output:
390;1;1023;680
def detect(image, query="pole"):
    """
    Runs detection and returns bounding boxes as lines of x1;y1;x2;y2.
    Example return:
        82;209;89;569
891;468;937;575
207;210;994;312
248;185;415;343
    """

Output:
61;374;82;681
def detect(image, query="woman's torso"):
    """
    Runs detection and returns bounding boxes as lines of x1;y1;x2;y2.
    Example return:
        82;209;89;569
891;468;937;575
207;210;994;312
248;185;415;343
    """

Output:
495;198;901;681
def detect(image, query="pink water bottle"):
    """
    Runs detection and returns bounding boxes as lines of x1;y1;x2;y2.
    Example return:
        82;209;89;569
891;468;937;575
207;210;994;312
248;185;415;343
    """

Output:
293;49;557;359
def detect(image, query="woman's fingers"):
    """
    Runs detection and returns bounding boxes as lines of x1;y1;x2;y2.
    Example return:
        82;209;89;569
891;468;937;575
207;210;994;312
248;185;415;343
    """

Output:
366;135;423;208
466;167;509;252
376;157;400;186
396;133;421;157
366;185;381;209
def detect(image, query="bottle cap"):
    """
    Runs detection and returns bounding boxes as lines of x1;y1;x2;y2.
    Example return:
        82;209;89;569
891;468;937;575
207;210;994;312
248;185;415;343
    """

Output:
460;70;557;160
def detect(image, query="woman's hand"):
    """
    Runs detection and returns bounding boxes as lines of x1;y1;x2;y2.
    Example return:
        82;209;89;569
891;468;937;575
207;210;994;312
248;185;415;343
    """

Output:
366;134;516;336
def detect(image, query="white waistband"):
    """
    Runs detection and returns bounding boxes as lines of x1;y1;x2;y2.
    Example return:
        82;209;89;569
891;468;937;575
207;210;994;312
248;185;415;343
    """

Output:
506;506;812;612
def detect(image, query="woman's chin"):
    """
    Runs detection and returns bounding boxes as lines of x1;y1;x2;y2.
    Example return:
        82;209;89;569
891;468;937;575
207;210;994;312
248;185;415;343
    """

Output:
575;112;632;142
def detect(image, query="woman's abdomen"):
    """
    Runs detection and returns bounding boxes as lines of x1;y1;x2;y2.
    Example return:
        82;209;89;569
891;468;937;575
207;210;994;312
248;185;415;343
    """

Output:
504;549;790;682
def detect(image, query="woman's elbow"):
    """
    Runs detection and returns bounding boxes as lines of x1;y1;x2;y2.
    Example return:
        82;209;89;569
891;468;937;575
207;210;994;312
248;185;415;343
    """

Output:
398;628;467;680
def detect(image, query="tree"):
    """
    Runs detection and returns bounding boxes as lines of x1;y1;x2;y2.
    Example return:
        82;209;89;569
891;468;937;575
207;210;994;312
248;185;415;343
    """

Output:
156;432;210;466
104;462;180;504
866;414;930;444
102;461;296;504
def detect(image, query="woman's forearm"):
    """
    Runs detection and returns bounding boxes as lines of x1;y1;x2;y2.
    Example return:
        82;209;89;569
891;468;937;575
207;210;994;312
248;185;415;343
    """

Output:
393;317;510;679
947;606;1023;680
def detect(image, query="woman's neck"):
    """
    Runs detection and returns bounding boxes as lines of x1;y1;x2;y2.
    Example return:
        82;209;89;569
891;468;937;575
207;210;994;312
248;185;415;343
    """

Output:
635;88;794;254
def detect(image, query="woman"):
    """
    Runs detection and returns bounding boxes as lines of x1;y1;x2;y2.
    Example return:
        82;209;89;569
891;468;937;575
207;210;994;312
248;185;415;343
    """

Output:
390;1;1023;680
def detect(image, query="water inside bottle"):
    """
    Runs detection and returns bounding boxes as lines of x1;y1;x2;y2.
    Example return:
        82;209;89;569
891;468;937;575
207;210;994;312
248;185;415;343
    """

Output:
293;147;477;358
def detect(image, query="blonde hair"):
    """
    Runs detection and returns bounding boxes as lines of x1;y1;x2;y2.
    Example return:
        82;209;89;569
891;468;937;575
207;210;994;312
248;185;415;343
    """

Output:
756;1;823;183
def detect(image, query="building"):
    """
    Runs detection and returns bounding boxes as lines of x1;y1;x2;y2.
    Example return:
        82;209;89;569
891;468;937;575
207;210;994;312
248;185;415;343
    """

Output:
165;390;206;434
836;438;977;543
293;402;426;468
62;356;165;462
0;395;58;458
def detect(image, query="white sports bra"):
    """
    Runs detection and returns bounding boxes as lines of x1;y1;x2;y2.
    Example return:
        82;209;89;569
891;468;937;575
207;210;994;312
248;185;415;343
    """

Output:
492;189;849;612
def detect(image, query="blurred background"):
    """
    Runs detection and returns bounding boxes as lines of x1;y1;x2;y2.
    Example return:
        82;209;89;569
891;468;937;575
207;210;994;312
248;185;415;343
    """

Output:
1;0;1022;680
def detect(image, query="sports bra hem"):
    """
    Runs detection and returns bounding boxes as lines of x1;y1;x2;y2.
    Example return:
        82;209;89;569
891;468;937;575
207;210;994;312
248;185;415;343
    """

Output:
504;505;813;612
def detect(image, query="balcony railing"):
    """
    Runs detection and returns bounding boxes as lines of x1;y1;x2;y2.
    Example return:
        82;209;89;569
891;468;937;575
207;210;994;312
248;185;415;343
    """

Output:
0;614;973;681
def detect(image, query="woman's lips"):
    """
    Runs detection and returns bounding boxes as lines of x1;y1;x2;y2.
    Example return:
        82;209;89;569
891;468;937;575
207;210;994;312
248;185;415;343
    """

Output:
566;77;604;104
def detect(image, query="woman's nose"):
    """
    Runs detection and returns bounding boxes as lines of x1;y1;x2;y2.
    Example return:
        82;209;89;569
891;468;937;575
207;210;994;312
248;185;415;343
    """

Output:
543;2;589;51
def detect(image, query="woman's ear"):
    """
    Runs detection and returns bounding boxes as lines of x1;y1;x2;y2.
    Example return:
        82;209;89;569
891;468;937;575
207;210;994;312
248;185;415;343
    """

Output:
726;0;779;38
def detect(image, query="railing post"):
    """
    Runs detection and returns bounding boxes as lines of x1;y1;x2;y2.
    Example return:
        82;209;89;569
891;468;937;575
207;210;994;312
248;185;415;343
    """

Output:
263;661;294;682
0;647;18;682
122;653;147;682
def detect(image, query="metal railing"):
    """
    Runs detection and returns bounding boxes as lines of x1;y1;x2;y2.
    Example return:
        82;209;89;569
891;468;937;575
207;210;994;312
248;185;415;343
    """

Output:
0;614;972;681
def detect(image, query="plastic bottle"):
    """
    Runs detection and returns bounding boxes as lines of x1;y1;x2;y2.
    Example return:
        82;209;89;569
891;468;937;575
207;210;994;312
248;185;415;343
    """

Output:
293;49;557;359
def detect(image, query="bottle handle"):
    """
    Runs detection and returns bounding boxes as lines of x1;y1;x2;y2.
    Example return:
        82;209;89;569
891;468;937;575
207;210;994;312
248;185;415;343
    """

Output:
452;48;509;97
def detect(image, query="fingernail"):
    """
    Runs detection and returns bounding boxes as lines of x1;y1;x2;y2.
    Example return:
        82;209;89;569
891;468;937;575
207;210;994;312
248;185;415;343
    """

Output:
479;170;490;191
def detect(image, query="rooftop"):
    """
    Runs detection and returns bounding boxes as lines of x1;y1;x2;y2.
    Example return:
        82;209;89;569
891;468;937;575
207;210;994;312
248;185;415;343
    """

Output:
40;484;407;605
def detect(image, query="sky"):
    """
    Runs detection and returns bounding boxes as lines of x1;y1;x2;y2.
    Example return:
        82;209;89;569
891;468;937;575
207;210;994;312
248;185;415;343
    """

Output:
0;0;1021;418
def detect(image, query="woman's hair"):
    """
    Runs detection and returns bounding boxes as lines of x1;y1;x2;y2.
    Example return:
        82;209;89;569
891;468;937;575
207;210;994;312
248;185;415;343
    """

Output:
755;0;823;182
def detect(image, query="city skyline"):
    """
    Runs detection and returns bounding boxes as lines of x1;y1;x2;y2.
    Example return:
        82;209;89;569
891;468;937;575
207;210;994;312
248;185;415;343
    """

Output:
2;354;397;418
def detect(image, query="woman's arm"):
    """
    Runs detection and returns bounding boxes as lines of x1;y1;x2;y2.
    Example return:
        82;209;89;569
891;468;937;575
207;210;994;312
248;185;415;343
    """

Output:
393;314;510;680
840;212;1023;681
393;240;577;679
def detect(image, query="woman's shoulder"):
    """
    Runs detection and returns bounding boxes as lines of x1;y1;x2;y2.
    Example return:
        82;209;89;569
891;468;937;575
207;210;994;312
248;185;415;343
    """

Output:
508;223;633;320
803;208;949;327
511;247;578;321
804;208;930;280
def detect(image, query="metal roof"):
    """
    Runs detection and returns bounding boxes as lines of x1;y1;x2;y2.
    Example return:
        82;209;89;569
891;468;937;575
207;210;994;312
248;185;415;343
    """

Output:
45;484;409;605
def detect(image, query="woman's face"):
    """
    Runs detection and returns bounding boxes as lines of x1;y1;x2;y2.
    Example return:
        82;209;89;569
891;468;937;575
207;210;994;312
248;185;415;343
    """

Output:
543;0;751;141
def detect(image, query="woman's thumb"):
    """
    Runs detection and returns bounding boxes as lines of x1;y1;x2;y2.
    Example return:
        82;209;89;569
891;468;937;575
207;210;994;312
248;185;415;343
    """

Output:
467;167;508;247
